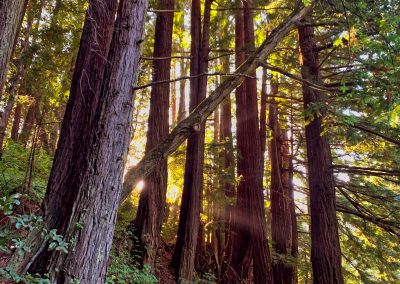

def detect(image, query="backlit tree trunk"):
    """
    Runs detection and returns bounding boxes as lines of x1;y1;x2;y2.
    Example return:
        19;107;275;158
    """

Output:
11;103;22;141
177;59;187;122
298;14;344;284
268;83;297;283
132;0;175;269
229;0;273;282
0;0;28;97
172;0;210;281
19;100;38;146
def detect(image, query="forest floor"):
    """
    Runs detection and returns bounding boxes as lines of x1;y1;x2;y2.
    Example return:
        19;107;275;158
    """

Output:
155;243;176;284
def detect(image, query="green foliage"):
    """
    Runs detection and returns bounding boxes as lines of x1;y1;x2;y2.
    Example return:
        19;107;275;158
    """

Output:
0;142;52;201
0;268;51;283
106;229;157;284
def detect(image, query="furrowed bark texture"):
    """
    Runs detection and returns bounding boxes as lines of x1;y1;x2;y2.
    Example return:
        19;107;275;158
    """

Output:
8;0;119;276
230;0;273;282
172;0;210;281
0;0;27;96
226;1;251;281
120;6;310;204
298;15;344;284
268;83;297;283
0;3;33;152
45;0;146;281
132;0;175;269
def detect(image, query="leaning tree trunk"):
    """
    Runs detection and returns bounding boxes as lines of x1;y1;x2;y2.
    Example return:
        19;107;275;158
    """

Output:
8;0;119;276
268;83;297;283
298;14;344;284
120;4;310;210
132;0;175;269
172;0;210;281
0;0;28;97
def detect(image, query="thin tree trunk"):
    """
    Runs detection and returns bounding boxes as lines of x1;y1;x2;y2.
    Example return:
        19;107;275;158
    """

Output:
132;0;175;269
269;83;296;283
177;59;187;122
219;54;234;275
298;14;344;284
260;67;267;171
11;103;22;141
8;0;119;276
19;100;37;146
171;62;177;126
0;0;28;97
172;0;211;281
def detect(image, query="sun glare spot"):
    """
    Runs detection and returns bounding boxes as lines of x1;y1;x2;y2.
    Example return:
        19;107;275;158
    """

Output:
135;180;145;192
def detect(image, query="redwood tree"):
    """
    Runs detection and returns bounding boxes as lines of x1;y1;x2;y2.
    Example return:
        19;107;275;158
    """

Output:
229;0;273;282
8;0;148;282
298;14;344;284
0;0;28;96
268;82;297;283
132;0;175;269
172;0;211;281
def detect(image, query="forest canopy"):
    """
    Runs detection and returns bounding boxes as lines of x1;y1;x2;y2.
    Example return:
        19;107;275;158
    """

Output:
0;0;399;283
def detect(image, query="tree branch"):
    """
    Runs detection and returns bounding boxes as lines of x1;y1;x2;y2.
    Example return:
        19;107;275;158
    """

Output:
134;72;255;91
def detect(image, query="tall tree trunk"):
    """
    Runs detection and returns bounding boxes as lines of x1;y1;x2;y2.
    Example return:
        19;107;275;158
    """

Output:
229;0;273;282
219;55;234;273
8;0;119;276
0;0;28;97
172;0;210;281
19;100;37;146
268;83;297;283
227;2;251;280
298;15;344;284
177;59;187;122
260;67;267;172
242;1;272;282
11;103;22;141
171;62;177;126
132;0;175;269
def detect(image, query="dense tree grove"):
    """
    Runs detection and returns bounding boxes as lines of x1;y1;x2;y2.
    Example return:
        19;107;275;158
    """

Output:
0;0;399;283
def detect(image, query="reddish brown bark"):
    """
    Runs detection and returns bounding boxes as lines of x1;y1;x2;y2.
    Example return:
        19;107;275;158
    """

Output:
172;0;211;281
298;15;344;284
171;63;177;126
132;0;175;269
0;0;28;97
8;0;119;276
40;0;148;279
177;59;187;122
260;67;267;170
269;83;297;283
11;103;22;141
18;101;37;146
228;1;273;283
